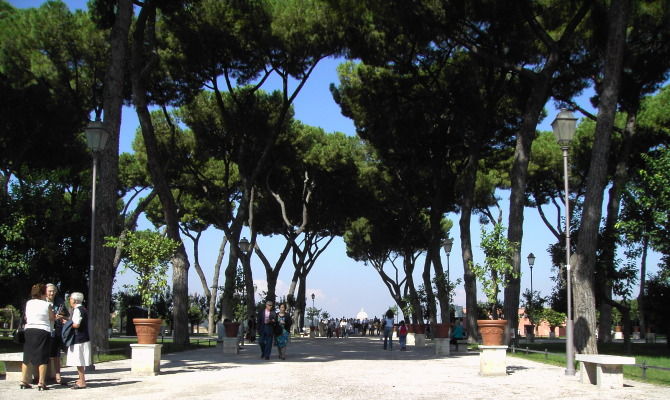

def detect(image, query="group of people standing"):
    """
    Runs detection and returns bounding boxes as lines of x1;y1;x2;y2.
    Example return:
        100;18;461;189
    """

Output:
256;300;292;360
19;283;91;390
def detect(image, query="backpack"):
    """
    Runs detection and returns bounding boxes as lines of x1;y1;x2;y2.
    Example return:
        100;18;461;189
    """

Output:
399;325;408;336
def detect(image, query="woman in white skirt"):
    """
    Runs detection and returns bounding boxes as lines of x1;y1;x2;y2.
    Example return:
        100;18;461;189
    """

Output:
64;292;91;389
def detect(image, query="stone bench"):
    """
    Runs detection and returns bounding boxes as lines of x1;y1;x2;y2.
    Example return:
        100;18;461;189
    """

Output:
575;354;635;389
1;352;59;382
452;338;468;351
0;352;23;381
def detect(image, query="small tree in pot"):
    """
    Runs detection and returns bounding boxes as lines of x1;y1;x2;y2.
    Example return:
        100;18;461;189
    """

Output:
470;222;519;345
541;308;567;338
106;230;178;343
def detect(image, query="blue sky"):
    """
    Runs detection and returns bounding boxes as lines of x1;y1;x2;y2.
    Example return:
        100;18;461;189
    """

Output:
11;0;661;321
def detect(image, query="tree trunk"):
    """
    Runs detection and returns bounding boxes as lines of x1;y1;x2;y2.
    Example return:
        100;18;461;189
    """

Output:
422;248;438;326
598;111;635;343
598;288;613;343
130;3;190;346
573;0;628;355
429;174;449;324
404;251;423;325
638;238;648;339
207;236;226;334
91;0;133;353
297;273;307;329
459;125;482;343
220;233;244;322
504;78;551;344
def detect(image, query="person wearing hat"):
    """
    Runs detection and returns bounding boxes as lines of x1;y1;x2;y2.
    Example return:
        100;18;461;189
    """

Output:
256;300;277;360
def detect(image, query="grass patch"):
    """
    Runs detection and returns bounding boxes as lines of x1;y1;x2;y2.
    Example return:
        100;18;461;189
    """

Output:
510;341;670;386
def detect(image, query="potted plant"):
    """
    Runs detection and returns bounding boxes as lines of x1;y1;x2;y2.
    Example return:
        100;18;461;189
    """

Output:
401;298;424;334
470;222;518;345
520;289;546;342
540;308;566;338
106;230;179;344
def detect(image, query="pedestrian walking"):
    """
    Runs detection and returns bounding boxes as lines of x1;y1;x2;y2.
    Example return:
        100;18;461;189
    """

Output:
382;309;394;350
275;303;292;360
398;320;408;350
257;300;276;360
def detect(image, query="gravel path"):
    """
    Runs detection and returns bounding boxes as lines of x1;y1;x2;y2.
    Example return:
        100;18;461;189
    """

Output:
2;336;668;399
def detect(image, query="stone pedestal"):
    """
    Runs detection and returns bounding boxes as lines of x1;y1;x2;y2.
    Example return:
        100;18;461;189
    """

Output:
414;333;426;347
613;331;623;340
222;337;239;355
406;332;416;346
434;337;450;356
479;345;508;376
310;329;316;338
646;333;656;343
130;344;162;376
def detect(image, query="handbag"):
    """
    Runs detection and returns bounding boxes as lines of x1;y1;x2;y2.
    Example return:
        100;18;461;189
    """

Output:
13;327;25;344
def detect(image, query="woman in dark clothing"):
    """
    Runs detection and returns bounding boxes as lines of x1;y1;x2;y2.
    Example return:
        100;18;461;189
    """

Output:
46;283;67;385
275;303;292;360
21;283;55;390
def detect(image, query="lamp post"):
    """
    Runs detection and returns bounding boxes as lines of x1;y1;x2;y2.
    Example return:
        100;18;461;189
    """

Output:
442;238;454;285
85;119;109;344
527;252;536;295
238;237;251;320
552;109;577;376
311;293;315;326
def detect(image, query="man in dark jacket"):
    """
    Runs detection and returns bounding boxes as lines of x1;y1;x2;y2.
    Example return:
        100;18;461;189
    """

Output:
256;300;276;360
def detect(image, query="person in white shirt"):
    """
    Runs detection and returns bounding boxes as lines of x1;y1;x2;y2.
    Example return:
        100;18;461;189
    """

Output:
382;309;395;350
64;292;91;389
21;283;55;390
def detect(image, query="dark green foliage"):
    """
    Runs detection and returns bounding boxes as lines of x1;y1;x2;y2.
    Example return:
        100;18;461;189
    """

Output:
644;272;670;344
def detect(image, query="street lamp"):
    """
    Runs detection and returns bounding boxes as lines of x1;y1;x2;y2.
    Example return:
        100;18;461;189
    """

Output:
239;237;250;253
527;252;536;294
238;237;251;323
85;119;109;343
552;109;577;376
311;293;315;326
442;238;454;285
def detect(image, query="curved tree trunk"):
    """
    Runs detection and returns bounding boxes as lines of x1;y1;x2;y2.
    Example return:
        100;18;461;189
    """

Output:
504;79;550;344
207;236;227;334
459;112;484;343
404;250;423;325
422;248;438;326
91;0;133;353
573;0;628;355
130;3;190;346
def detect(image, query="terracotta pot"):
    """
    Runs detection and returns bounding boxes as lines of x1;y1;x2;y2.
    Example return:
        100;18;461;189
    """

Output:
433;323;450;338
413;324;426;334
310;326;316;332
223;322;240;337
133;318;162;344
614;325;623;332
477;319;507;345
